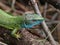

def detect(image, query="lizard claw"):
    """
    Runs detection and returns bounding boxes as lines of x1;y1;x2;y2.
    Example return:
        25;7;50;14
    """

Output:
11;32;22;39
15;32;22;39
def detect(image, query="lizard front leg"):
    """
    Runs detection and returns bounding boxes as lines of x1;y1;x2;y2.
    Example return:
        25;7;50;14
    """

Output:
11;28;21;38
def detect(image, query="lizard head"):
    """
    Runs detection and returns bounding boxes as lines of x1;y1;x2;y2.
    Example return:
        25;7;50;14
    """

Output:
22;12;44;28
24;13;44;21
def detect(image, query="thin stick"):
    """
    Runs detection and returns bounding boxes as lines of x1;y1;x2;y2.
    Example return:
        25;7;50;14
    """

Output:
43;2;47;18
51;13;58;21
16;2;28;12
11;0;16;10
30;0;56;45
0;2;11;12
43;21;60;44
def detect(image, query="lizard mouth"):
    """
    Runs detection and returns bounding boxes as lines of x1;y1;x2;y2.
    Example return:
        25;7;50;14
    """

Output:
31;19;44;21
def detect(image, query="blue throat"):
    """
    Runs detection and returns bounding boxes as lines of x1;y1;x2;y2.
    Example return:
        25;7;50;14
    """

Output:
21;20;43;28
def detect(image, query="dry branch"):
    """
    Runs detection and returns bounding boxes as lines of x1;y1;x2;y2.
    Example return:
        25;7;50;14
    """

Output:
30;0;57;45
16;2;29;12
0;2;11;12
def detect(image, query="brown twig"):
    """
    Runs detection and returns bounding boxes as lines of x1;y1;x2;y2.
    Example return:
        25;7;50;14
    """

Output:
0;2;11;12
30;0;57;45
16;2;29;12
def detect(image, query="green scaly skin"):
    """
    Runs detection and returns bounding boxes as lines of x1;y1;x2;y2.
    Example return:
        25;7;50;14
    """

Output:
0;9;44;38
0;9;24;38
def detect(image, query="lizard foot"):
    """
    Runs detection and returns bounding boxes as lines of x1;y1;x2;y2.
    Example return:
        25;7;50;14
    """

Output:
15;32;22;38
11;32;22;39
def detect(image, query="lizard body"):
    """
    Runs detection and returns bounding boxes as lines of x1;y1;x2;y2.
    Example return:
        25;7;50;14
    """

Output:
0;9;44;38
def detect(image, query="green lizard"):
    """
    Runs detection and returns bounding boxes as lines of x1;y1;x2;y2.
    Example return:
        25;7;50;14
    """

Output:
0;9;44;38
